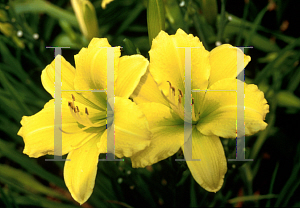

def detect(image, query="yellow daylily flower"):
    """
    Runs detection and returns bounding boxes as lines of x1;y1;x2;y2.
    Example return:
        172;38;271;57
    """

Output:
101;0;114;9
131;29;269;192
17;38;151;204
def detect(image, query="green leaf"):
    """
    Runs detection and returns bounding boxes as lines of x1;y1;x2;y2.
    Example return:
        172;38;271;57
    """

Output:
199;0;218;26
228;194;278;204
123;38;140;55
276;91;300;109
147;0;165;46
11;0;79;28
164;0;187;32
0;139;66;189
0;164;65;199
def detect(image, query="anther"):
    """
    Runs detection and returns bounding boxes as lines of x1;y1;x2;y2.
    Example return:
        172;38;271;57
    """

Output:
178;96;182;104
76;106;80;112
167;81;172;87
178;89;183;97
85;107;89;115
72;94;75;101
192;98;194;105
68;101;74;109
171;86;175;96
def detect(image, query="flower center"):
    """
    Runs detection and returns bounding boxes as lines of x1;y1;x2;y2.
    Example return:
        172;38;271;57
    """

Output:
162;81;199;123
60;94;106;134
68;94;103;128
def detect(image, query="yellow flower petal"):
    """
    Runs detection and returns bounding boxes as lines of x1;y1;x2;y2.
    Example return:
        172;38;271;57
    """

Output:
208;44;251;88
101;0;114;9
130;102;184;167
197;78;269;138
149;29;210;114
64;135;102;205
131;125;184;168
115;55;149;98
17;99;105;158
41;55;101;110
97;97;151;158
74;38;121;110
131;68;170;107
138;102;183;129
184;130;227;192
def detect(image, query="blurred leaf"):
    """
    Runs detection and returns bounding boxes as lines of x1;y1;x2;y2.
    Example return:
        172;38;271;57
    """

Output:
14;194;80;208
266;162;279;207
199;0;218;26
254;38;300;85
11;0;79;28
0;70;32;115
52;33;87;49
287;66;300;92
228;194;278;204
123;38;140;55
0;164;66;199
243;6;268;53
147;0;165;46
164;0;187;32
223;25;280;52
276;91;300;109
176;169;190;187
0;139;66;189
115;3;144;37
275;161;300;207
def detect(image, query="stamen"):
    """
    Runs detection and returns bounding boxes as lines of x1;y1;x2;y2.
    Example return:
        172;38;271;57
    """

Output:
178;89;183;98
167;81;175;96
171;86;175;96
192;102;197;121
178;95;182;104
68;104;89;126
67;95;103;129
68;101;74;109
167;81;172;87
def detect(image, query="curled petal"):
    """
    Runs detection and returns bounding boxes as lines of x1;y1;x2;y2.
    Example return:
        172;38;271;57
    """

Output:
197;78;269;138
64;136;102;204
208;44;251;87
97;97;151;158
184;130;227;192
115;55;149;98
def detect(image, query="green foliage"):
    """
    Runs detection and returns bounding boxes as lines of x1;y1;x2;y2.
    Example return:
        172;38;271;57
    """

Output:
0;0;299;207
